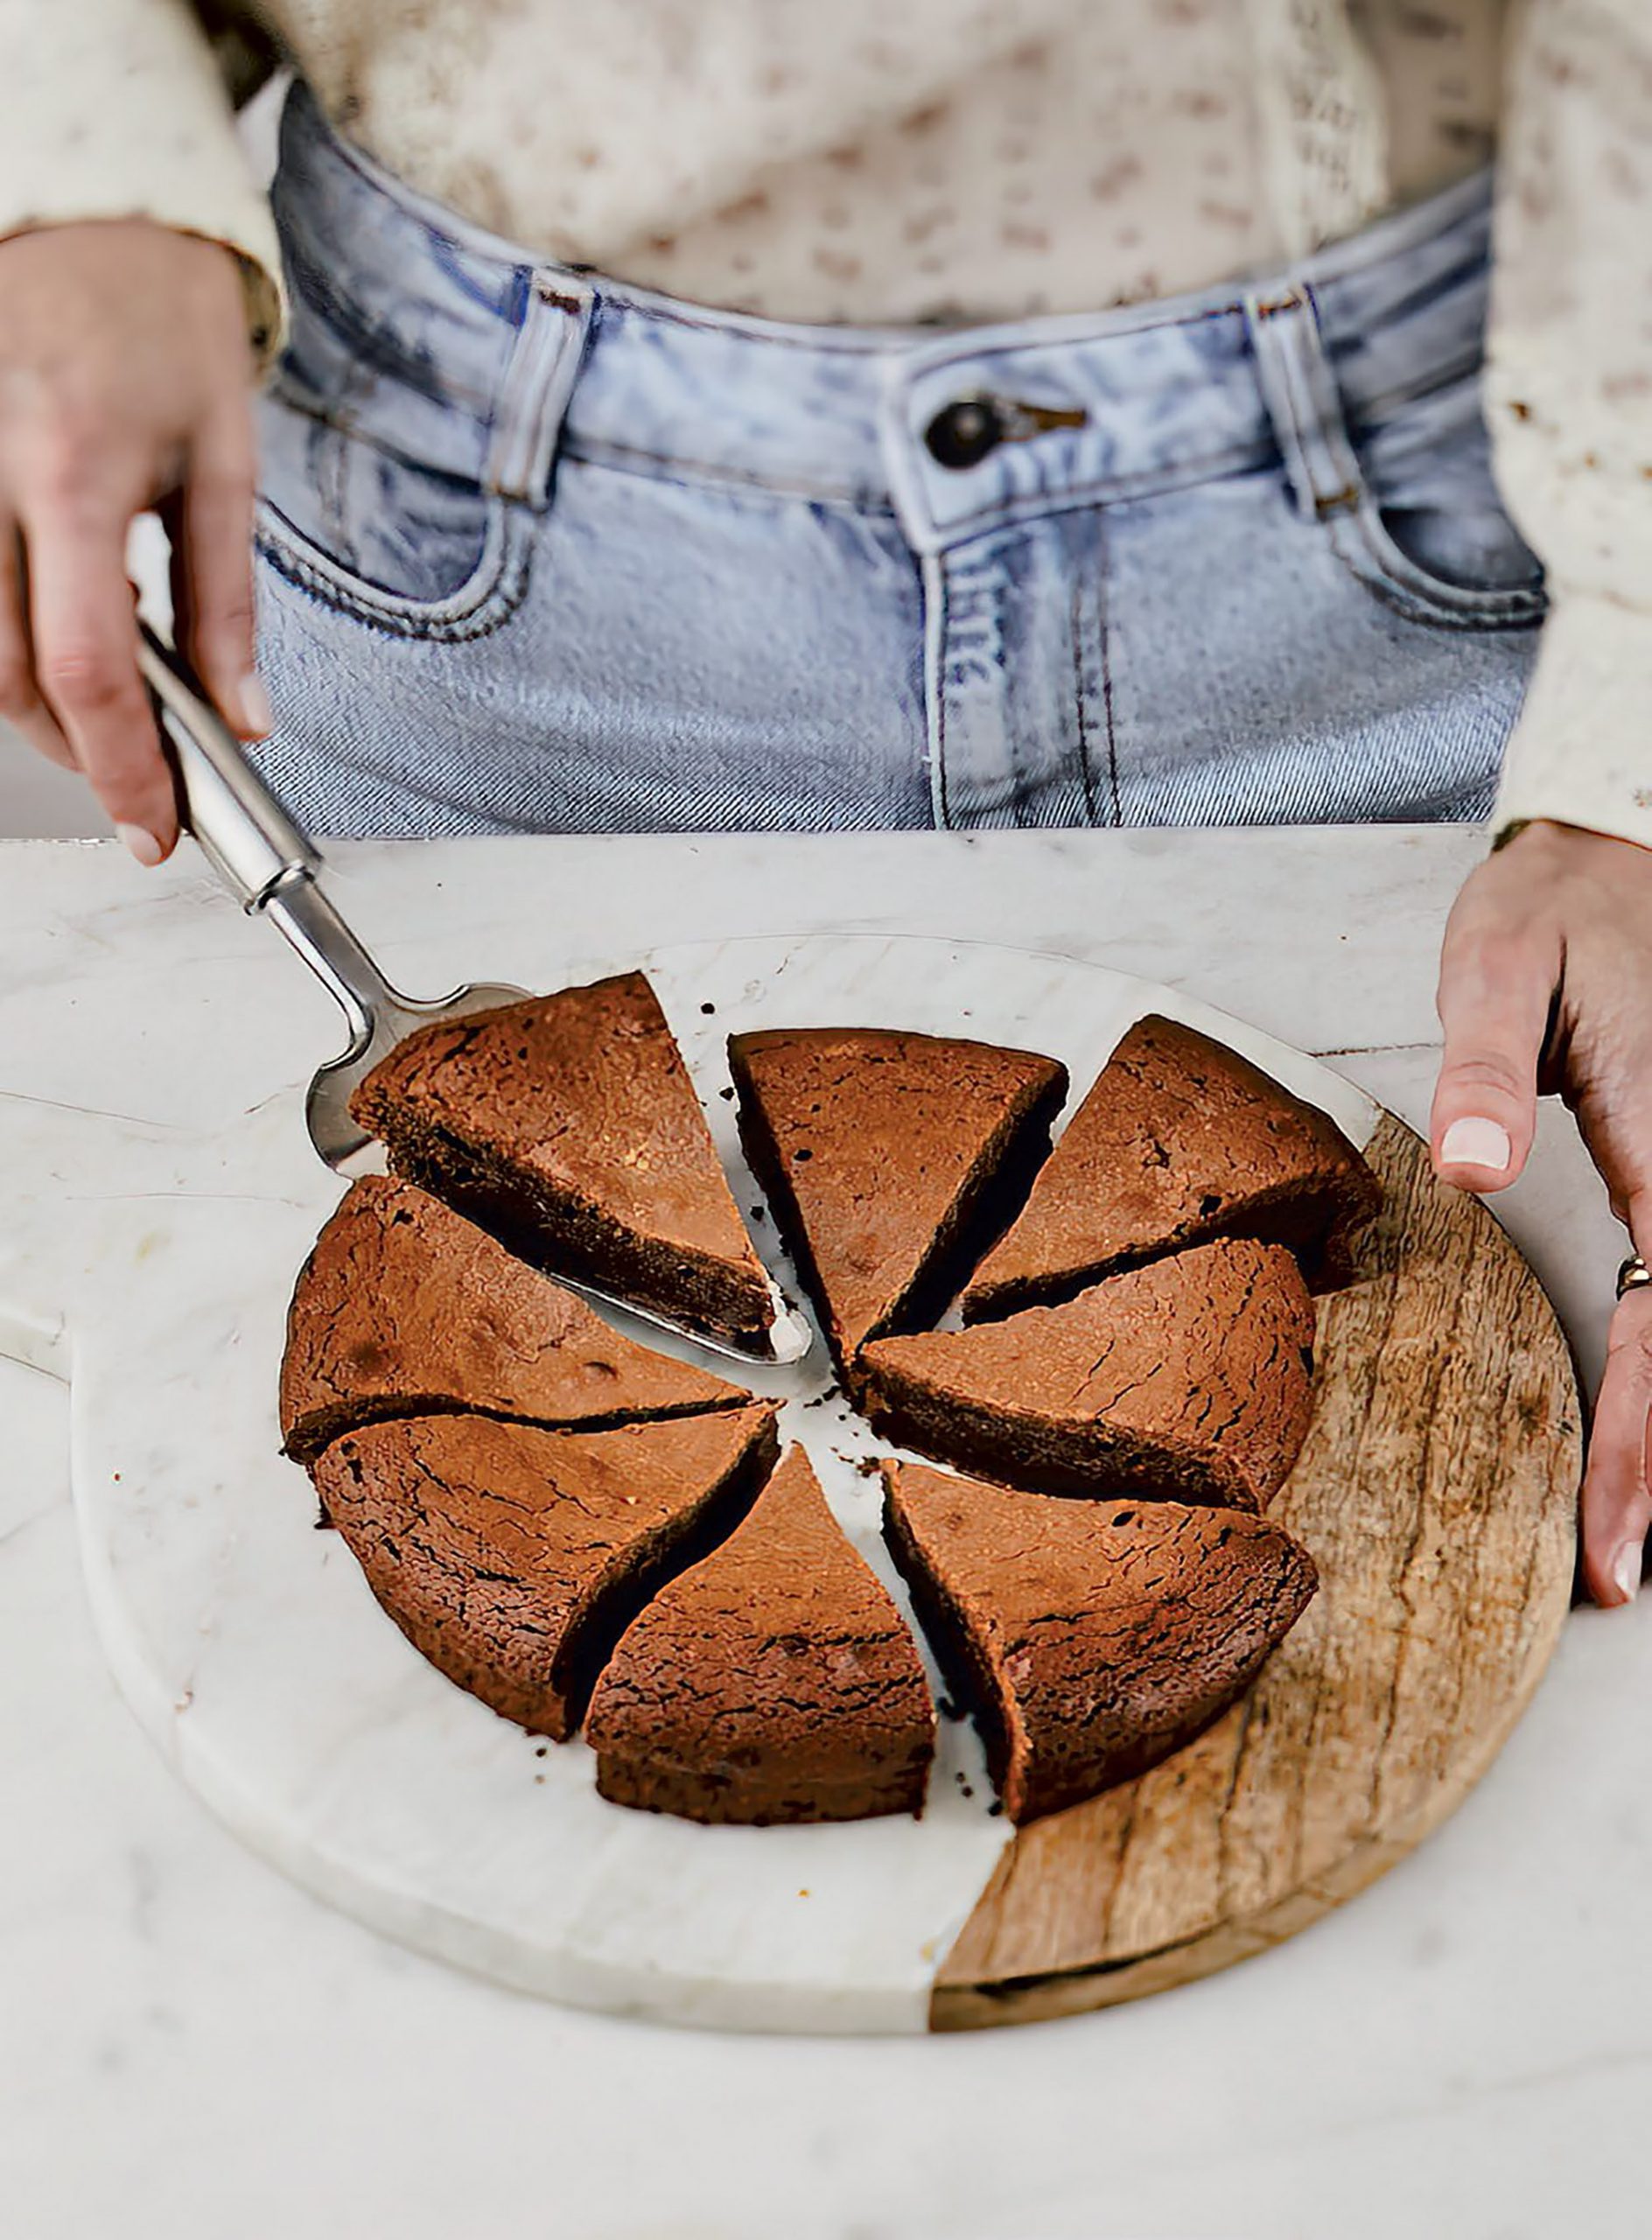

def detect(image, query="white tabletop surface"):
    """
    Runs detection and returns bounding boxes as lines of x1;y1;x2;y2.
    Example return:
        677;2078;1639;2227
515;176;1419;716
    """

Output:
2;827;1645;2240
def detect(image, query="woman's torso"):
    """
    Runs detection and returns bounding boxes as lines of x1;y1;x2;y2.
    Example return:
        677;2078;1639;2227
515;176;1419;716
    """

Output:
249;90;1542;839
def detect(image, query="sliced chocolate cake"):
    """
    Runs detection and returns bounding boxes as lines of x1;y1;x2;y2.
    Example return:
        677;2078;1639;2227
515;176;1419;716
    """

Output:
280;1174;748;1465
883;1461;1318;1824
349;971;776;1349
727;1025;1067;1375
963;1014;1380;1320
861;1236;1314;1511
585;1446;935;1825
312;1405;780;1740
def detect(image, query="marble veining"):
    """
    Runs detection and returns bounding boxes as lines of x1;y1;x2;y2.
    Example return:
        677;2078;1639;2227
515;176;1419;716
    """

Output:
3;833;1648;2237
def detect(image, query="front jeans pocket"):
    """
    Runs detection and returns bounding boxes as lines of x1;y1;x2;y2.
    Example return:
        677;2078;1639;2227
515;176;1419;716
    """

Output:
255;380;534;642
1326;372;1547;634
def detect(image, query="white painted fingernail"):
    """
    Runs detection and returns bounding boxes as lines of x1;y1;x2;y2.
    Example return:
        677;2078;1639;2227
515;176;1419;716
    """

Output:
1441;1117;1512;1173
1614;1541;1643;1605
116;823;164;868
238;672;274;737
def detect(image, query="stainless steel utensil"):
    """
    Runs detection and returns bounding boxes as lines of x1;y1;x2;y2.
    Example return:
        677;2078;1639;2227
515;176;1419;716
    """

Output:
137;621;806;1366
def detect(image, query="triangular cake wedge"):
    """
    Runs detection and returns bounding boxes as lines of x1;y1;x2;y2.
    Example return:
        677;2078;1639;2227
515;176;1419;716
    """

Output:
312;1405;780;1740
883;1461;1318;1824
281;1174;749;1465
861;1237;1314;1512
585;1446;935;1824
350;971;776;1350
963;1014;1380;1320
727;1026;1068;1376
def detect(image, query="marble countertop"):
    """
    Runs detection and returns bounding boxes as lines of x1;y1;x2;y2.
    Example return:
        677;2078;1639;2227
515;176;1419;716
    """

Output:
2;827;1646;2240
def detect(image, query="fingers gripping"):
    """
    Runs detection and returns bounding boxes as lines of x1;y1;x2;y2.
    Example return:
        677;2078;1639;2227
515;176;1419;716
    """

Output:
23;494;178;855
0;523;76;769
174;409;269;739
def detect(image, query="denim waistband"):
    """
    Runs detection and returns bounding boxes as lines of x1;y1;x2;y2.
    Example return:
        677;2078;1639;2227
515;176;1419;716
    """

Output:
270;80;1495;555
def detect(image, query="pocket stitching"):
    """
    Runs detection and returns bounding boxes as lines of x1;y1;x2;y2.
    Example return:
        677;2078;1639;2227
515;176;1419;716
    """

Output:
256;492;534;645
1326;501;1546;633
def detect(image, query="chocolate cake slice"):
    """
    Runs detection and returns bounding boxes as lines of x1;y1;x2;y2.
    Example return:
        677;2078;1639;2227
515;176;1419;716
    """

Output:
312;1404;780;1740
585;1446;935;1824
963;1014;1380;1320
280;1174;749;1465
862;1236;1314;1511
727;1026;1067;1375
883;1461;1318;1824
349;971;775;1349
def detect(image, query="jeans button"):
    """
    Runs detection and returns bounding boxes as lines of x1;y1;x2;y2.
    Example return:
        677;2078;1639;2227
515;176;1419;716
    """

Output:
924;396;1004;470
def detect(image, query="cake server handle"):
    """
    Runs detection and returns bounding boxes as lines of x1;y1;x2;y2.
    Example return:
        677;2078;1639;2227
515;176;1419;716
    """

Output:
137;620;315;911
136;620;407;1043
134;622;803;1357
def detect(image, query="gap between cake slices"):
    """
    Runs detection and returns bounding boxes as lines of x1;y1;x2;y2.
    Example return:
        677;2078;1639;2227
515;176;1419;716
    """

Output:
585;1444;937;1826
881;1460;1320;1825
962;1013;1382;1323
280;1172;758;1466
311;1404;781;1742
726;1024;1068;1381
858;1236;1317;1512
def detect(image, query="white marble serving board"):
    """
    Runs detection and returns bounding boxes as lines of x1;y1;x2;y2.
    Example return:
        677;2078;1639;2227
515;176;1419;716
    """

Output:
0;926;1374;2034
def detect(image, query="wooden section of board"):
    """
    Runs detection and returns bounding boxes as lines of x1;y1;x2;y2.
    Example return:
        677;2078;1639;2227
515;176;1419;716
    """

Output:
930;1112;1582;2031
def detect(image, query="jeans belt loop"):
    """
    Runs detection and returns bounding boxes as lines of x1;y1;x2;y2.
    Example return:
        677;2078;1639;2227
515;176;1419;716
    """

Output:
484;273;596;509
1242;283;1367;526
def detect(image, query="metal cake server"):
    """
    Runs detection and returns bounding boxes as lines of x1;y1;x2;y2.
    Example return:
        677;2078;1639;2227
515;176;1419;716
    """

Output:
136;621;807;1367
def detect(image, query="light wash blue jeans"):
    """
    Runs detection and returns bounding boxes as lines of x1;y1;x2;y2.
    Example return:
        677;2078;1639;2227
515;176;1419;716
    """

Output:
253;82;1544;836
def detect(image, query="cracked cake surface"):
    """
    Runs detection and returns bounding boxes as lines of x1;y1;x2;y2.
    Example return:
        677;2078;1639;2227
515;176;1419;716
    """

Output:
963;1013;1380;1319
280;1173;748;1464
728;1024;1067;1375
349;971;776;1348
861;1236;1315;1511
883;1460;1319;1824
585;1444;936;1825
312;1404;780;1740
284;998;1352;1838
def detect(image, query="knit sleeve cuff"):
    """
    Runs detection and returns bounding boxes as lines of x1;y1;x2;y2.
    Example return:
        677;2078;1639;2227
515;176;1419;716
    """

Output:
1493;591;1652;851
0;0;286;367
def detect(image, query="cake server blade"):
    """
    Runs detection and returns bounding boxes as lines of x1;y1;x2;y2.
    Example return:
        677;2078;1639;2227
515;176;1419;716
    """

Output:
137;621;807;1367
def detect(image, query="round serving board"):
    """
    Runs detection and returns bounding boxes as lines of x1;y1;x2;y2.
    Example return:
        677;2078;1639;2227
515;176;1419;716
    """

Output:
0;934;1580;2034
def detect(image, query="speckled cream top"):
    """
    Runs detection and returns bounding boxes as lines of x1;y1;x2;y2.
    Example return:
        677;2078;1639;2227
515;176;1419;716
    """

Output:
1;1;1648;846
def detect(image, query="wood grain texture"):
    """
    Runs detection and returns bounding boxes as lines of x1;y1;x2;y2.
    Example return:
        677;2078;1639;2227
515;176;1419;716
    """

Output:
930;1112;1582;2031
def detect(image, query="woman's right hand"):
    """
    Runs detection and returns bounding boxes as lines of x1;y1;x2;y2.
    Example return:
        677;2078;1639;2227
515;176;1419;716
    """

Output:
0;219;269;864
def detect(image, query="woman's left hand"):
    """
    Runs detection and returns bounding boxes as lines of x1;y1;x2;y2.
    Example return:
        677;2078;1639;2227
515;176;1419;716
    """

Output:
1432;817;1652;1607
